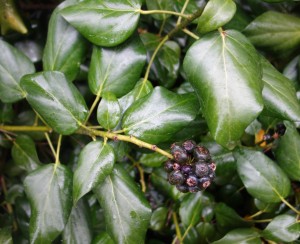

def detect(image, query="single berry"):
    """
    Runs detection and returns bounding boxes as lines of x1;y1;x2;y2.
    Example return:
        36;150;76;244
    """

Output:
208;162;216;171
194;162;209;177
276;123;286;136
198;177;211;190
193;146;211;162
168;171;185;185
182;140;196;153
164;160;174;173
176;184;189;193
173;162;181;171
186;174;198;187
170;143;183;155
181;165;193;175
189;185;200;193
207;169;216;180
173;150;189;164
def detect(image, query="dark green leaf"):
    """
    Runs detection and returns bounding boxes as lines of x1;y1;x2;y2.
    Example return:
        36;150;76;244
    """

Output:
0;39;34;103
11;135;41;172
63;199;93;244
275;121;300;180
97;92;121;130
88;36;146;97
183;30;263;149
212;228;261;244
20;71;88;135
122;87;198;144
0;103;14;123
0;228;12;244
61;0;142;47
43;1;87;81
73;141;115;203
262;214;300;242
254;199;279;213
261;57;300;121
92;232;114;244
94;165;151;244
235;148;290;203
150;207;168;231
15;197;31;239
195;222;216;244
139;152;167;167
197;0;236;34
24;164;72;243
243;11;300;57
146;0;173;20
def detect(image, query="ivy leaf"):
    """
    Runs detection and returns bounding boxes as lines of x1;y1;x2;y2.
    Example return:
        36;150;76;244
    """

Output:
11;135;41;172
24;164;72;243
20;71;88;135
62;199;93;244
122;87;198;144
275;121;300;180
61;0;142;47
261;214;300;242
183;30;263;149
261;57;300;122
43;1;87;81
139;152;167;167
88;36;146;97
243;11;300;57
97;92;121;130
212;228;261;244
73;141;115;203
150;207;168;231
0;40;34;103
94;165;151;244
234;148;291;203
92;232;114;244
197;0;236;34
0;228;12;244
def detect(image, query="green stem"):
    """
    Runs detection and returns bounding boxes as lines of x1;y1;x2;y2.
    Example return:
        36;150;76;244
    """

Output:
55;135;62;165
139;9;189;19
181;223;193;242
0;125;51;132
176;0;190;25
172;212;182;243
280;196;300;215
84;88;103;124
44;132;57;159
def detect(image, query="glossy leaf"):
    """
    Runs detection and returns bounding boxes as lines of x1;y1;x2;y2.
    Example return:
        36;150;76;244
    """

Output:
61;0;142;47
24;164;72;243
11;135;41;172
0;228;12;244
94;165;151;244
92;232;114;244
43;1;87;81
261;57;300;121
139;152;167;167
0;39;34;103
150;207;168;231
235;148;290;203
212;228;261;244
146;0;173;20
275;121;300;180
73;141;115;203
97;92;121;130
88;36;146;97
20;71;88;135
262;214;300;242
243;11;300;57
183;30;263;149
197;0;236;34
63;199;93;244
196;222;216;243
122;87;198;144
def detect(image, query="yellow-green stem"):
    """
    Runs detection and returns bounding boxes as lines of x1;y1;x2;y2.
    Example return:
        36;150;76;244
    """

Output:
44;132;57;159
172;212;182;243
139;9;189;19
181;223;193;242
176;0;190;25
55;135;63;165
0;125;51;132
280;196;300;215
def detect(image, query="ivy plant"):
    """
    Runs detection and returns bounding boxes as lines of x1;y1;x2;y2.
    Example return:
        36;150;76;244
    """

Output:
1;0;300;243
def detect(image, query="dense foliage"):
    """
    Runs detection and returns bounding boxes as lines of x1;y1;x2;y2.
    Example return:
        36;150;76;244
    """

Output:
1;0;300;243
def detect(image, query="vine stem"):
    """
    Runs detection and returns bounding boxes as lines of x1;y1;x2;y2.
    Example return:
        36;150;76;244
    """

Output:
244;210;265;221
172;212;182;244
55;135;62;165
0;125;51;132
176;0;190;25
280;196;300;215
139;9;189;19
44;132;57;159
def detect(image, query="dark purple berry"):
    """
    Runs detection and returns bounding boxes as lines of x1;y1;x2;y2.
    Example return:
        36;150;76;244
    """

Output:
193;146;211;162
189;186;200;193
208;162;216;171
194;162;209;177
181;165;193;175
168;171;185;185
186;174;198;187
276;123;286;136
164;160;174;173
170;143;183;155
173;162;181;171
207;169;216;180
176;184;189;193
182;140;196;153
198;177;211;190
173;150;189;164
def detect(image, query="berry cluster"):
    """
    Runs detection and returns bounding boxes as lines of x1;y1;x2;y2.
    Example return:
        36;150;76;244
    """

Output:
164;140;216;193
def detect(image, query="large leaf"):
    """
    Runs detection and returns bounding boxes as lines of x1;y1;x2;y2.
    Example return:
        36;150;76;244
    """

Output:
275;121;300;180
0;228;12;244
234;148;290;203
24;164;72;243
261;214;300;242
94;165;151;244
20;71;88;135
243;11;300;57
149;207;168;231
88;36;146;97
0;39;34;103
61;0;142;47
73;141;115;203
212;228;261;244
62;199;93;244
183;30;263;149
43;1;87;81
197;0;236;34
122;87;198;144
11;135;41;172
261;57;300;122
